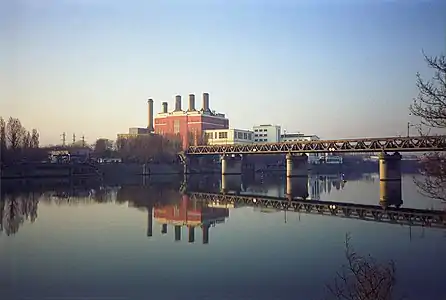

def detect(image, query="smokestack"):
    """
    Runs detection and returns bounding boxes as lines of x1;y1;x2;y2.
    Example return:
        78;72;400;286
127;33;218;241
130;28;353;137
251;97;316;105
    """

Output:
175;95;182;111
188;94;196;111
162;102;168;114
202;93;210;112
147;99;154;132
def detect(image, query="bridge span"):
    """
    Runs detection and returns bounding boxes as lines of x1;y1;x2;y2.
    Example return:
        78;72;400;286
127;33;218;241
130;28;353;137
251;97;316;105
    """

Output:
185;135;445;155
180;135;446;179
188;192;446;229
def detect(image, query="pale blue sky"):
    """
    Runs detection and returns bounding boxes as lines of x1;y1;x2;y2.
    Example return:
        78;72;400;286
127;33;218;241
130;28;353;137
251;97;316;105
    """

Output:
1;0;445;145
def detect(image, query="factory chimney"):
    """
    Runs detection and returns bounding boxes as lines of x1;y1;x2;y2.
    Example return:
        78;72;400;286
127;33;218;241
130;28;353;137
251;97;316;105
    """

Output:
175;95;182;111
162;102;168;114
188;94;196;111
202;93;210;112
147;98;154;132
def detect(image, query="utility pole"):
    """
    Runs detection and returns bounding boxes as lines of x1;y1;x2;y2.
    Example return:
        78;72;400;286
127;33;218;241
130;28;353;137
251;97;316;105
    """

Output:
81;135;85;147
72;133;76;145
61;132;66;146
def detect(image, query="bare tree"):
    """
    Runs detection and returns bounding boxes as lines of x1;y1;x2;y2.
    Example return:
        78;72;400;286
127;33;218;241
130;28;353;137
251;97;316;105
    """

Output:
31;129;39;148
326;234;397;300
6;117;24;150
23;131;32;149
409;52;446;201
0;117;6;162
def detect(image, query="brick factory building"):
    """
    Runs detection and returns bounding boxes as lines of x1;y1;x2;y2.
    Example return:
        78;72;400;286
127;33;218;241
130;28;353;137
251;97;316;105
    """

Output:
148;93;229;149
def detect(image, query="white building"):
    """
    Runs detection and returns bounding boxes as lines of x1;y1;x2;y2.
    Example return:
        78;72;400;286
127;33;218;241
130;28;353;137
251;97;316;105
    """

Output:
280;133;320;142
204;129;254;145
281;132;343;164
253;124;281;143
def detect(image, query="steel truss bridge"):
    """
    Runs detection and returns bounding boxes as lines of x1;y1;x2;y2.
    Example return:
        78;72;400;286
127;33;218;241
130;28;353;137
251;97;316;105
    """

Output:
188;192;446;228
185;135;446;155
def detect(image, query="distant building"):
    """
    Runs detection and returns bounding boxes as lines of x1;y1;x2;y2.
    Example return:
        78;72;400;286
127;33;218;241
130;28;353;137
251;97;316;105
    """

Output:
48;147;92;163
153;93;229;149
280;133;320;142
204;128;254;145
117;127;152;140
128;127;149;135
281;132;323;164
253;124;281;143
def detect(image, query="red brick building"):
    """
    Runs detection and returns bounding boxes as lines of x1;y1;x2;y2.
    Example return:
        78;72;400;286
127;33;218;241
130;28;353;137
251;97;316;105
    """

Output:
151;93;229;149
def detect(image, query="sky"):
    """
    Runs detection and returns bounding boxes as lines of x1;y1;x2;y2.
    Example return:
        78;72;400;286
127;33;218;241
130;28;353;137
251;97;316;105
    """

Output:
1;0;445;145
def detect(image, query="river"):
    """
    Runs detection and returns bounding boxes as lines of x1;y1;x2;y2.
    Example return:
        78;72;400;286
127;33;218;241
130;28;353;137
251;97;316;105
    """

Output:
1;172;445;300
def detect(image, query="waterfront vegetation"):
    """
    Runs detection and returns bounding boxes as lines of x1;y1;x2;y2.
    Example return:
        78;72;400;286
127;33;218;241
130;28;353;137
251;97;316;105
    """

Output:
0;116;42;164
410;52;446;202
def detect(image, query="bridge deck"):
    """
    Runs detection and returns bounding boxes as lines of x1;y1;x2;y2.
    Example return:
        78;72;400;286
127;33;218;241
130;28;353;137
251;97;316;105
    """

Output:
189;192;446;228
185;135;446;155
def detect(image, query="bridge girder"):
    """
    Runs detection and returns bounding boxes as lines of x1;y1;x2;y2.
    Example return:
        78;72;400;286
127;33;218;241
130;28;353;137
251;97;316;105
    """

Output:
185;135;446;155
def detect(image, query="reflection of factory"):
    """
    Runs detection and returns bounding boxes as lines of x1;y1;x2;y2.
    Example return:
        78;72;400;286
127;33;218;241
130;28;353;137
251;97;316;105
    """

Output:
151;194;229;244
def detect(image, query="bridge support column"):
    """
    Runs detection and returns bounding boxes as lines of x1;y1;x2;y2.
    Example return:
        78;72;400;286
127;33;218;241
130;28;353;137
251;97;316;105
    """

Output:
379;152;402;181
221;155;243;175
379;180;403;209
286;176;309;200
221;174;242;194
286;153;308;177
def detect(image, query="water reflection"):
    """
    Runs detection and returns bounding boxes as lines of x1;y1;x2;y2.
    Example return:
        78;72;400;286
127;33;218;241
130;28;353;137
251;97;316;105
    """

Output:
153;194;229;244
1;173;445;300
1;172;444;237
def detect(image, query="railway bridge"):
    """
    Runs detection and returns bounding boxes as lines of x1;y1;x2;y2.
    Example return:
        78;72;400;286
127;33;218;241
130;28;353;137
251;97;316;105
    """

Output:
180;135;446;181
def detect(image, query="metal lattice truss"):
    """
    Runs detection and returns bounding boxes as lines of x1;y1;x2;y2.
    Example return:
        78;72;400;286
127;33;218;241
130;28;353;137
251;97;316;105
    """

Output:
185;135;446;155
188;192;446;228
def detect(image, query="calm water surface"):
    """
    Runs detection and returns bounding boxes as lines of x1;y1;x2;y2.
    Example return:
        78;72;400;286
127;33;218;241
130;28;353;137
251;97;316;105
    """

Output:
1;173;445;300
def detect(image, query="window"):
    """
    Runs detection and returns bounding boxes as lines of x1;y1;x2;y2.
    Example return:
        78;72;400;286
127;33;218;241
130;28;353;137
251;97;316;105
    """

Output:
248;133;252;140
174;120;180;134
237;132;243;139
219;132;228;139
243;133;247;139
254;139;258;142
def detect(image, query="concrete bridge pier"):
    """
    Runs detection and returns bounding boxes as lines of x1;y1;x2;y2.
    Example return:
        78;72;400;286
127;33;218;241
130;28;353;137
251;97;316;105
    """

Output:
379;152;402;181
221;174;242;194
286;153;308;177
379;152;403;209
286;176;309;200
380;180;403;209
221;155;243;175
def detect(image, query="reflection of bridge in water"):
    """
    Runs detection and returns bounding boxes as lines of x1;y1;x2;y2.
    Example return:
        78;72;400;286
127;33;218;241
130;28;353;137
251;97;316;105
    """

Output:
187;192;445;229
1;174;445;239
